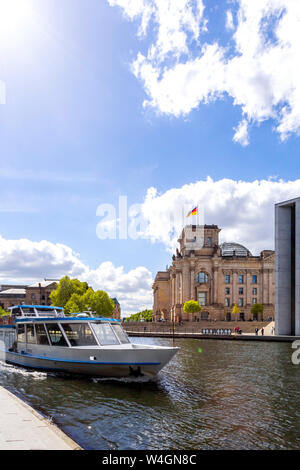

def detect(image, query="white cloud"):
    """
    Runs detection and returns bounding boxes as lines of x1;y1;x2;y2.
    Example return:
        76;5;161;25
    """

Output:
139;177;300;254
0;236;153;316
226;10;234;31
108;0;300;144
233;119;249;146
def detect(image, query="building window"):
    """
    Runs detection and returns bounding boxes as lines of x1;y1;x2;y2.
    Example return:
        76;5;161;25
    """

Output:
238;275;244;284
201;311;209;320
239;287;244;295
252;298;257;304
225;287;230;295
252;288;257;295
31;293;35;299
226;312;231;321
225;297;230;307
252;275;257;284
240;312;245;321
238;298;244;307
205;237;212;247
196;272;209;284
198;292;207;306
225;274;230;284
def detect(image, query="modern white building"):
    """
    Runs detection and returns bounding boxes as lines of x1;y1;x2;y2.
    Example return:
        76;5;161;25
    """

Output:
275;197;300;335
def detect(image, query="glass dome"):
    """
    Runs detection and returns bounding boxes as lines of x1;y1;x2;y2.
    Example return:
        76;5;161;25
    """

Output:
220;242;251;257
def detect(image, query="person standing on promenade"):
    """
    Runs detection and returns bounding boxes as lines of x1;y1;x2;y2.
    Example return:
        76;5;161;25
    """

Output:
261;327;264;336
255;327;258;335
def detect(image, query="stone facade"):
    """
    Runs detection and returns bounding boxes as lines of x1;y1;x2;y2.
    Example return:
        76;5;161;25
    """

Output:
153;225;274;322
112;298;121;320
0;281;122;319
0;281;57;310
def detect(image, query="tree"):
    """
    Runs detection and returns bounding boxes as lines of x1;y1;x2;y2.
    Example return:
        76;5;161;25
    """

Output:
50;276;89;308
232;303;240;321
0;307;8;317
251;303;264;321
50;276;115;318
126;309;153;322
89;290;115;317
183;300;202;315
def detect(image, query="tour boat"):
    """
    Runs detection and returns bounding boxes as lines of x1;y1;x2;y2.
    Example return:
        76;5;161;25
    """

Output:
0;305;178;378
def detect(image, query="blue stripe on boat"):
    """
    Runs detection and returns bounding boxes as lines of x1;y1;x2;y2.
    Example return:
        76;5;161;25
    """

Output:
3;350;160;365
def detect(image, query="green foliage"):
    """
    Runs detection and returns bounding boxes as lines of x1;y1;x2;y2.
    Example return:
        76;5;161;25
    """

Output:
251;303;264;316
51;277;115;317
126;309;153;322
50;276;89;308
0;306;8;316
183;300;202;314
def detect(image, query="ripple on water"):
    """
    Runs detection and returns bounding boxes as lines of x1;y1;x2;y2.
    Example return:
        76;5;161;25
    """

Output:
1;338;300;450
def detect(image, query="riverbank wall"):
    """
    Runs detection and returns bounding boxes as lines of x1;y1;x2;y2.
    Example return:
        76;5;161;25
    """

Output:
124;321;298;342
0;386;81;450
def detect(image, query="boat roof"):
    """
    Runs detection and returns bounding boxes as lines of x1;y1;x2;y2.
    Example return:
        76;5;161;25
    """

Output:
14;316;120;323
8;305;120;323
8;305;63;310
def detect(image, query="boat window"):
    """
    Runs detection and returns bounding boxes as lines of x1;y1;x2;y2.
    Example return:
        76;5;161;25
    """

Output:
35;307;60;317
111;324;130;344
62;323;97;347
17;324;26;343
26;324;37;344
11;307;22;317
91;322;119;346
21;307;36;317
45;323;68;347
36;324;50;345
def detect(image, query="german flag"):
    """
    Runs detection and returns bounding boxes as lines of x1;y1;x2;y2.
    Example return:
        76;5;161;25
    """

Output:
186;206;198;217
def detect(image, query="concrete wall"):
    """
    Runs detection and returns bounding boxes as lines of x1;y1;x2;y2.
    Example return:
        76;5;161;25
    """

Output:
275;198;300;336
275;204;292;335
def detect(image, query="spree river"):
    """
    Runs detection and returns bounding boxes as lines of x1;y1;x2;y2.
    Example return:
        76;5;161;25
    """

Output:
0;336;300;450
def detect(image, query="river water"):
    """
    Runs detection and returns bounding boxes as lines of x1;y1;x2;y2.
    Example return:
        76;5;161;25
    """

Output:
0;336;300;450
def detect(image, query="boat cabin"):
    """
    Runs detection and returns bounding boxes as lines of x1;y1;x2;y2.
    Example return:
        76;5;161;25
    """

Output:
8;305;129;349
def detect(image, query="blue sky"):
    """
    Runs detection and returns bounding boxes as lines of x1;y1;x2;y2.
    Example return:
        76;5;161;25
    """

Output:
1;0;300;315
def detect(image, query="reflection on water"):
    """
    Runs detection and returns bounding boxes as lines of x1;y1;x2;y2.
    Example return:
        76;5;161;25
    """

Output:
1;337;300;450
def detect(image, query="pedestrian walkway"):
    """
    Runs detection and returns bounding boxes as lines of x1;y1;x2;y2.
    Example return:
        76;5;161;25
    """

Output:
258;321;275;336
0;386;81;450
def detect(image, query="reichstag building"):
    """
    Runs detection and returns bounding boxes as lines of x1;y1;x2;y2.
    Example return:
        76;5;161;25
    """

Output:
153;225;274;322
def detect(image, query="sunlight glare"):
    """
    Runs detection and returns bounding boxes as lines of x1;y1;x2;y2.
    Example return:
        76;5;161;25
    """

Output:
0;0;34;40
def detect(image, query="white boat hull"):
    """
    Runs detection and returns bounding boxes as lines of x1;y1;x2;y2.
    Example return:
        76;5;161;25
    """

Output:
1;342;178;378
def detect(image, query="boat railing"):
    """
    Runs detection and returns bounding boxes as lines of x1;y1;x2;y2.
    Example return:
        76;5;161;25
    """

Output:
0;316;14;325
8;305;64;319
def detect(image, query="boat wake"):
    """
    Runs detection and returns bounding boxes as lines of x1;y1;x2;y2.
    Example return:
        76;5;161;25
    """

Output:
0;360;47;380
91;375;157;384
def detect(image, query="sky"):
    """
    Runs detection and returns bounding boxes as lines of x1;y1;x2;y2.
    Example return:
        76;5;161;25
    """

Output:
1;0;300;316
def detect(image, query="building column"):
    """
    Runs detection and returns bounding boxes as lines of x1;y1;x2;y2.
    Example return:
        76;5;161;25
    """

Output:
232;271;237;306
190;267;195;300
175;272;181;305
246;272;251;306
213;268;218;303
268;269;272;305
171;274;176;309
182;264;190;304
